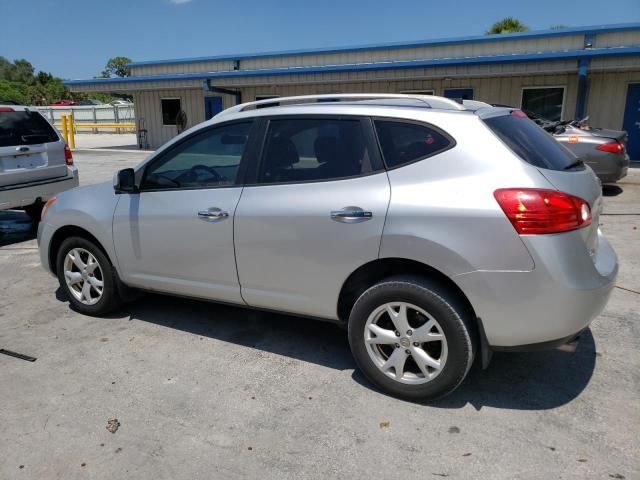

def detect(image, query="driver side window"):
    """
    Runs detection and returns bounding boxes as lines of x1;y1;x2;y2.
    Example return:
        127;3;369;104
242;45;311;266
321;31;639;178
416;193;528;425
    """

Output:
143;122;252;190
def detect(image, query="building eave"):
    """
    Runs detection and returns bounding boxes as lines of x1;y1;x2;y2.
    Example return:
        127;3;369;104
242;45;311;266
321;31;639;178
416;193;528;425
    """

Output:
64;46;640;89
125;22;640;68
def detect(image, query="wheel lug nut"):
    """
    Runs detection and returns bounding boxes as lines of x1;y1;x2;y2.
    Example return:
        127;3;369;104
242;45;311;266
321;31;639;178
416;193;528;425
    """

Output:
413;342;419;347
395;343;400;348
406;330;413;336
395;331;400;337
405;349;411;355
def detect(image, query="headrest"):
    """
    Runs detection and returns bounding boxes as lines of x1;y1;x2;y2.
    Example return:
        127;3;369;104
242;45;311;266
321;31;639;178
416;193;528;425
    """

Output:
266;137;299;168
314;136;342;165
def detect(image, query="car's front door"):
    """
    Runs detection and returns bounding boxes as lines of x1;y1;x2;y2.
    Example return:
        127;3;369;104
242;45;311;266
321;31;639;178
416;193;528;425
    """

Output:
113;120;255;303
234;116;390;319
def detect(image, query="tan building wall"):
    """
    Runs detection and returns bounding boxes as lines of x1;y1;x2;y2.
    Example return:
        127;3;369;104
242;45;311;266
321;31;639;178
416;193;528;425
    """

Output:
587;70;640;129
131;72;587;148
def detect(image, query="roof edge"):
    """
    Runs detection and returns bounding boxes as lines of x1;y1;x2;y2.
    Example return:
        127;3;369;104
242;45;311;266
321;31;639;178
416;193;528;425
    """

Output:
64;45;640;88
126;23;640;68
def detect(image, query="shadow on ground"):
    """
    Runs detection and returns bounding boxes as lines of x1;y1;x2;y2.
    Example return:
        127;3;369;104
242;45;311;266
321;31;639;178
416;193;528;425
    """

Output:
57;290;596;410
0;210;36;247
602;185;624;197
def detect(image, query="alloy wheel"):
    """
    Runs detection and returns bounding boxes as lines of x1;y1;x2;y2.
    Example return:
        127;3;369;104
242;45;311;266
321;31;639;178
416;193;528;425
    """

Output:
364;302;448;385
63;248;104;306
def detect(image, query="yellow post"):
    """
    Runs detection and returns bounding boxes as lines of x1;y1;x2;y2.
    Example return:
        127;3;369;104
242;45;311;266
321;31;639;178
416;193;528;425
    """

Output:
61;115;69;145
68;114;76;150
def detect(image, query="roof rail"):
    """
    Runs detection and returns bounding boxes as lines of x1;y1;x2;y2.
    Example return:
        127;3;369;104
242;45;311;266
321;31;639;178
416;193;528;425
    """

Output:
218;93;466;116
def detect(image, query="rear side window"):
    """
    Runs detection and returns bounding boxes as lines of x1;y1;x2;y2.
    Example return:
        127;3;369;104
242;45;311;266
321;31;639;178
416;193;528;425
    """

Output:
258;118;374;184
484;113;577;170
0;110;58;147
374;120;453;168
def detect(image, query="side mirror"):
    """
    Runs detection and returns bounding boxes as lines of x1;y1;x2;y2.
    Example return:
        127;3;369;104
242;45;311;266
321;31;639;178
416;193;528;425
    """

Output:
114;168;138;194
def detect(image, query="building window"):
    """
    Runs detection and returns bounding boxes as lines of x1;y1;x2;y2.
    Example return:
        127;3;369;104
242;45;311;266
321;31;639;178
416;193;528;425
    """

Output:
521;87;565;122
255;95;280;109
161;98;181;126
400;90;435;95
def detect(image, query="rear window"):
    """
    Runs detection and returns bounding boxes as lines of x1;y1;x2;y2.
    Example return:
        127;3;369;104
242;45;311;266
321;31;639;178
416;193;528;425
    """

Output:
484;113;577;171
0;110;59;147
374;120;453;169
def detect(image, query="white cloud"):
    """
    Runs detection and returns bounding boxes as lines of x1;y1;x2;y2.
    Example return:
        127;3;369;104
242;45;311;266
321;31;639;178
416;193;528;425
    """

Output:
169;0;192;4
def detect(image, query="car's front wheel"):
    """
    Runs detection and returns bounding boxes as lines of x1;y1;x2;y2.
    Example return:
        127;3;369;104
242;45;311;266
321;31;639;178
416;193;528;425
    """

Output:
348;276;476;401
56;236;123;315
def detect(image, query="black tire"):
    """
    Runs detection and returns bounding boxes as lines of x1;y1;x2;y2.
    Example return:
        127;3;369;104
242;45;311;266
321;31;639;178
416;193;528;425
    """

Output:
56;236;124;316
24;203;44;223
348;275;476;401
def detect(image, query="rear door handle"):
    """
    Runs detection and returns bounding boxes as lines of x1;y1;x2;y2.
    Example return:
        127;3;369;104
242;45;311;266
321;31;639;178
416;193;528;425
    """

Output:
197;207;229;221
330;207;373;223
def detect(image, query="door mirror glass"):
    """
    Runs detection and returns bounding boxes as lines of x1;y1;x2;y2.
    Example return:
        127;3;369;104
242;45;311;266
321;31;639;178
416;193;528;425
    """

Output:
114;168;138;194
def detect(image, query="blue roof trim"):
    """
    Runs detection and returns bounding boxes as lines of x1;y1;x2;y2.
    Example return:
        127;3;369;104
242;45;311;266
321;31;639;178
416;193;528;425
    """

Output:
65;46;640;87
127;23;640;68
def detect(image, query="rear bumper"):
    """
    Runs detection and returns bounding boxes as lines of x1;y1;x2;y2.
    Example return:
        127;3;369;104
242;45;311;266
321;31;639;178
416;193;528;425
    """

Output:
594;154;630;183
0;167;79;210
455;230;617;348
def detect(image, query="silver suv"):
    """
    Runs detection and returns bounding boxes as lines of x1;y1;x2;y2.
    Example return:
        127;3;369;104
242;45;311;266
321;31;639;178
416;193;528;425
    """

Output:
37;94;618;400
1;105;78;221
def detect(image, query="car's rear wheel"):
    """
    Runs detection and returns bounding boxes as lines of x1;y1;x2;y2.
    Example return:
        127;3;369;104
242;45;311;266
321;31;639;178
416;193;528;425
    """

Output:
56;236;123;315
348;275;475;401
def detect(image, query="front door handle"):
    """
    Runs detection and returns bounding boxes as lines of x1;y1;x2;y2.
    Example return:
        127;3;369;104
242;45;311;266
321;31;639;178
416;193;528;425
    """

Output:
330;207;373;224
197;207;229;221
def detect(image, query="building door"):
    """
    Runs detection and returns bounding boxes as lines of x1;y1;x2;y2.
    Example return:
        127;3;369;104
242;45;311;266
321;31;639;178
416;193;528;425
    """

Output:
623;83;640;161
443;88;474;100
204;96;223;120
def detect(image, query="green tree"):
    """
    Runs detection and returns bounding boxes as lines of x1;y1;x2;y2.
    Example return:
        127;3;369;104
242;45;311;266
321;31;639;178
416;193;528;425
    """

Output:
99;56;132;78
486;17;529;35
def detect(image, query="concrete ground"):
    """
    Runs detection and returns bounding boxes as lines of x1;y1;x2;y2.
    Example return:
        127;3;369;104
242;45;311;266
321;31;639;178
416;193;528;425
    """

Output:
72;133;140;150
0;149;638;479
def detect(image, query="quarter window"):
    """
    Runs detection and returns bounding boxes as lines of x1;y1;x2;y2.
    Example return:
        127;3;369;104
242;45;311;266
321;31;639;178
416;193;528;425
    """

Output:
258;118;373;184
374;120;453;168
143;122;251;189
161;98;181;126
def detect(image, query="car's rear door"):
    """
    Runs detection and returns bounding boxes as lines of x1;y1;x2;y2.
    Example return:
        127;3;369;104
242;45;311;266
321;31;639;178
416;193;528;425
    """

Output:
112;120;257;303
234;115;390;319
0;108;67;187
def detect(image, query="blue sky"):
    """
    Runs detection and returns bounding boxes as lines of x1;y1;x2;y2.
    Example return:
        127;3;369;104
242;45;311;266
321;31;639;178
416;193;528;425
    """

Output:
1;0;639;79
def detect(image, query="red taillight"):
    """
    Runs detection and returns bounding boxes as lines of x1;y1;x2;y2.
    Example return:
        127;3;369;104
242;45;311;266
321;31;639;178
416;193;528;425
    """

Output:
494;188;592;235
596;141;624;155
64;144;73;165
511;109;528;118
0;107;15;112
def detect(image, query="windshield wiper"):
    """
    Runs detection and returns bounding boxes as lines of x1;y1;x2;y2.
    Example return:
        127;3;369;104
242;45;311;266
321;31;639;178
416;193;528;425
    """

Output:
563;159;584;170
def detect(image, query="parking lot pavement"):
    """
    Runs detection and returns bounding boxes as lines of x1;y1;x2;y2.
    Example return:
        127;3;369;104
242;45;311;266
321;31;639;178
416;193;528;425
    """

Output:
0;152;638;479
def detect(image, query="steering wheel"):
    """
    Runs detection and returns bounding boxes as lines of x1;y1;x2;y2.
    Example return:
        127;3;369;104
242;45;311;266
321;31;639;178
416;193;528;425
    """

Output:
175;164;226;184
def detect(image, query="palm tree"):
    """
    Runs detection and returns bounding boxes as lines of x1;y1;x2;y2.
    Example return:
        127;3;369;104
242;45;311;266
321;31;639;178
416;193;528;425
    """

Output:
486;17;530;35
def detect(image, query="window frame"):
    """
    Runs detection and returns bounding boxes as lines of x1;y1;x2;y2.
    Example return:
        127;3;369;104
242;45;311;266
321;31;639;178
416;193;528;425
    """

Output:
160;97;182;127
243;115;385;187
138;119;258;193
371;116;457;171
520;86;566;121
